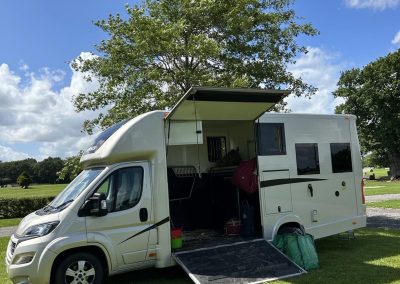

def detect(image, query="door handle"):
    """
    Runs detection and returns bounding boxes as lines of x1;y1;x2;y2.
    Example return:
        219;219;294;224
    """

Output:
308;184;314;197
140;208;148;222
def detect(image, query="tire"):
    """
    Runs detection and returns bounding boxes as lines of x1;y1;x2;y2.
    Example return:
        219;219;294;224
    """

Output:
278;224;304;235
54;252;104;284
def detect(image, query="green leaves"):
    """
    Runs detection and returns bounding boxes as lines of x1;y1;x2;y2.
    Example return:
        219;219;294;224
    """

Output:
73;0;318;133
334;49;400;171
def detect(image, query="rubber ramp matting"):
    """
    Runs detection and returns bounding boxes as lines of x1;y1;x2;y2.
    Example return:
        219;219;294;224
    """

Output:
173;239;305;284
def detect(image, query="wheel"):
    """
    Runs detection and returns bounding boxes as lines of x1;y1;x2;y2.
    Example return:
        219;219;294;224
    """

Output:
54;252;104;284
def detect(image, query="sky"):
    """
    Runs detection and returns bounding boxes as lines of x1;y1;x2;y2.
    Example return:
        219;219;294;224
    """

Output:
0;0;399;162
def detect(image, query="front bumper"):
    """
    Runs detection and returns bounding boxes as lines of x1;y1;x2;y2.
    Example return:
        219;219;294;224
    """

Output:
5;234;55;284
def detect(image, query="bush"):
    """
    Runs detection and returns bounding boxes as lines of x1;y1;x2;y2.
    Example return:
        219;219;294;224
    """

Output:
0;196;55;218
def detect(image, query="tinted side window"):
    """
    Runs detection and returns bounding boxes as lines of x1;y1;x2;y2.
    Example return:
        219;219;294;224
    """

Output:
257;123;286;155
331;143;352;173
295;143;320;175
96;167;143;212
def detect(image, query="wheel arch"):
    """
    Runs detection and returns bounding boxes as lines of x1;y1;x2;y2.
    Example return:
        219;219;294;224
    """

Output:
50;245;110;284
272;215;304;238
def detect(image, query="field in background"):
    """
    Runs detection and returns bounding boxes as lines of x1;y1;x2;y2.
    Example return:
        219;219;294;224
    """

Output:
0;219;22;228
0;184;66;199
366;168;389;178
364;180;400;196
1;228;399;284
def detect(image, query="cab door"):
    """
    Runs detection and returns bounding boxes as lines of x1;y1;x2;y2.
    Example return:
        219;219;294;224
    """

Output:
85;162;153;269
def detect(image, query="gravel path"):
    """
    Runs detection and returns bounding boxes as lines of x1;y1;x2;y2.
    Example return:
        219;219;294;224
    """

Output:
367;207;400;229
0;226;16;238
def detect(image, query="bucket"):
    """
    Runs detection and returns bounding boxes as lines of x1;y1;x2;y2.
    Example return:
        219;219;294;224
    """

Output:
224;218;241;236
171;237;183;249
171;227;183;239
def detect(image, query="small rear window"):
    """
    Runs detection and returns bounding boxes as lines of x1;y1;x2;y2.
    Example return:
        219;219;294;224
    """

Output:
330;143;352;173
257;123;286;155
295;143;320;175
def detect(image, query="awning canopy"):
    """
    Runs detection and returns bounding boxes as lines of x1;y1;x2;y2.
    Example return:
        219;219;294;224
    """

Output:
166;87;290;121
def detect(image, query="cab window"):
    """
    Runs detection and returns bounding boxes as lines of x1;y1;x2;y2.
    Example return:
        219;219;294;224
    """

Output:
95;167;143;212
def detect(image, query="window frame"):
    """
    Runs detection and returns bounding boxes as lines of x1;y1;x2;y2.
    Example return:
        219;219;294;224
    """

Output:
295;143;320;175
94;166;144;213
330;143;353;173
257;123;287;156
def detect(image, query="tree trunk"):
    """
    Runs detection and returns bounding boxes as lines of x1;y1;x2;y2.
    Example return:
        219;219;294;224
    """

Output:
389;152;400;179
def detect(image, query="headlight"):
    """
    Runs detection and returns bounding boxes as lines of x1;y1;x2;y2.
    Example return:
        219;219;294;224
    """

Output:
21;221;60;239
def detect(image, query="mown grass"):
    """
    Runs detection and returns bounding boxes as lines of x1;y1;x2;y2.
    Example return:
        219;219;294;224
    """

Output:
0;237;10;284
364;180;400;196
369;199;400;209
363;167;389;179
1;228;400;284
0;184;66;199
0;219;21;228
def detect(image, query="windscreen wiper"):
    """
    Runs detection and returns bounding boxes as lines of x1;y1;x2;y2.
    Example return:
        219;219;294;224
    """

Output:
55;199;74;210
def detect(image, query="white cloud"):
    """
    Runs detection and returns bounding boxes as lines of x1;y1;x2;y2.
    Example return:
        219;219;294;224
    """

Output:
392;30;400;45
0;145;31;162
285;47;347;114
345;0;400;10
0;52;101;160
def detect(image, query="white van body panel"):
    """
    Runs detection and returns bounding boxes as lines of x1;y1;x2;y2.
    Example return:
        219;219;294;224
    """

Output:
257;113;366;240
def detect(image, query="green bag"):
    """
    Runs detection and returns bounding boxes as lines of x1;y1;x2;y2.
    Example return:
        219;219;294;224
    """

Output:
272;232;319;271
297;234;319;270
286;234;305;268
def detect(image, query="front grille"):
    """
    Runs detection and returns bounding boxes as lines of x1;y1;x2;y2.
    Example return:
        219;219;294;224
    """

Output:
10;241;16;255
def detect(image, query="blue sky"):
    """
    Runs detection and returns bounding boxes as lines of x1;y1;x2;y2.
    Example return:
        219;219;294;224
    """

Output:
0;0;399;161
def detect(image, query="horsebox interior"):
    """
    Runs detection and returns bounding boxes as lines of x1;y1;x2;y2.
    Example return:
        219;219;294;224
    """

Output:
166;120;263;251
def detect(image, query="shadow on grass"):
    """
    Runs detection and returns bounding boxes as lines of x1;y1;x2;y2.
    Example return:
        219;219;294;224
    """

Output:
106;265;191;284
106;228;400;284
367;215;400;230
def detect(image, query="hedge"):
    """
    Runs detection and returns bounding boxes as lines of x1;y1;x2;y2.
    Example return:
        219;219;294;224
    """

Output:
0;196;55;218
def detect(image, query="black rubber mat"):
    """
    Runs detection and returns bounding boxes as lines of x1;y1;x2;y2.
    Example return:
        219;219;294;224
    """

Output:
173;239;305;284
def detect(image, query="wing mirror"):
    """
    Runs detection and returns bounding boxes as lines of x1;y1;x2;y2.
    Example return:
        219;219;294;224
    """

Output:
79;192;108;217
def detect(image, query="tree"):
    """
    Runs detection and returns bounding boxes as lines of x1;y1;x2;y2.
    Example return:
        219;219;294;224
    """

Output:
73;0;318;134
17;171;32;189
35;157;64;184
0;158;37;183
334;49;400;177
57;152;83;182
362;150;389;169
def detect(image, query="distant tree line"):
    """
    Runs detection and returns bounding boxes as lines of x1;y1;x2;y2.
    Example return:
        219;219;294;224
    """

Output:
0;154;83;187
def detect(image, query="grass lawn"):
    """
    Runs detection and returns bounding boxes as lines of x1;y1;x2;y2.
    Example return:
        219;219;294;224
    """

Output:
0;184;67;199
369;199;400;209
3;228;395;284
363;167;389;179
0;218;21;228
364;180;400;196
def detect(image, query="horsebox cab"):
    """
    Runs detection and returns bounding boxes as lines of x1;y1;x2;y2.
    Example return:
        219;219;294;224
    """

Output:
6;87;366;284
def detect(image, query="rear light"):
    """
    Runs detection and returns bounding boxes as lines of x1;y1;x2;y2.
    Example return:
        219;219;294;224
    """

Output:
361;179;365;204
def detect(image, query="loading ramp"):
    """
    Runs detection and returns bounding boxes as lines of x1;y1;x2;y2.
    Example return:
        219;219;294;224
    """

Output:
173;239;305;284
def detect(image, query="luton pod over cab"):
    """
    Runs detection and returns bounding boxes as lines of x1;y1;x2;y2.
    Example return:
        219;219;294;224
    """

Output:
6;87;366;284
